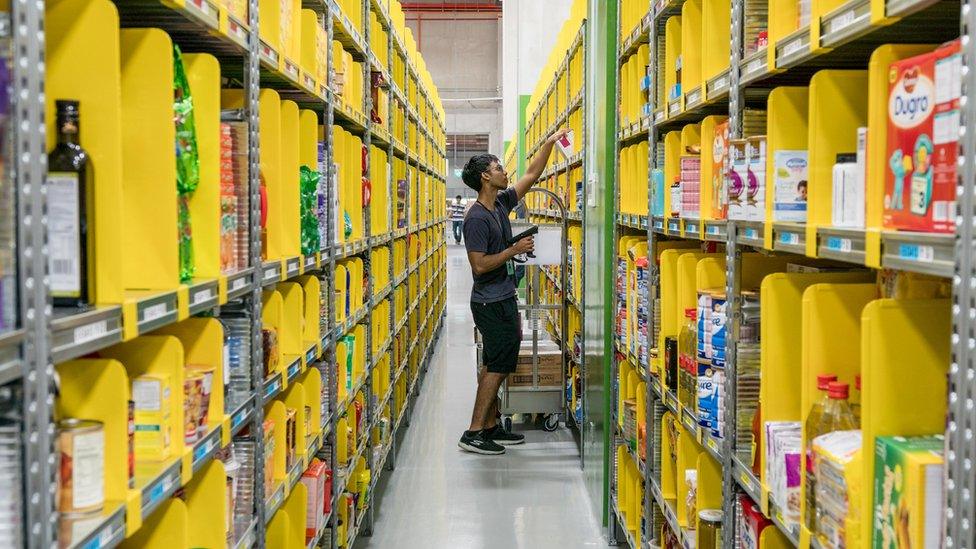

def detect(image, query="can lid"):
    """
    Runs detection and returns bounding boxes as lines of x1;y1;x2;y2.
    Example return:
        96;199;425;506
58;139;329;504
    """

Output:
698;509;723;522
58;418;102;430
817;374;838;390
828;381;850;400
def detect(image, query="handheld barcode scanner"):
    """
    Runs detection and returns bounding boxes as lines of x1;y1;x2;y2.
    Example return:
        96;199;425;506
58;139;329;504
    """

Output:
508;225;539;263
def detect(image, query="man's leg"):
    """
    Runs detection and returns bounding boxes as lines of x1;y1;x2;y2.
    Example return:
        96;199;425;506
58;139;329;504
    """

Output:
468;371;506;431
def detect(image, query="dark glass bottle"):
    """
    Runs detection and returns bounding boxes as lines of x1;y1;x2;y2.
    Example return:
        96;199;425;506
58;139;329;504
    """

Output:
47;100;90;307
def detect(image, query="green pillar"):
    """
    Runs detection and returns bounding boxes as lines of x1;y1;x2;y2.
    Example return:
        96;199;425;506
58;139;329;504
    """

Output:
582;0;617;526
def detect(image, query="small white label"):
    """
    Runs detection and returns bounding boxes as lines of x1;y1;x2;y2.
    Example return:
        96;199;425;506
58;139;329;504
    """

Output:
189;0;214;18
781;38;805;58
265;267;279;280
779;231;800;246
48;173;83;298
142;303;167;322
193;288;213;305
70;427;105;509
827;8;857;35
746;58;765;76
73;320;108;345
231;276;247;292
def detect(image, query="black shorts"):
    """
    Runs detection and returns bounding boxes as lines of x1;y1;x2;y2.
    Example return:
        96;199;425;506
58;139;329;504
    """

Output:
472;297;521;374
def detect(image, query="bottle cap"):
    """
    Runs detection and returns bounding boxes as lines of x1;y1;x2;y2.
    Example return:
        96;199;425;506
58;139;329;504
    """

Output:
827;381;849;400
816;374;838;390
855;374;861;391
684;308;696;319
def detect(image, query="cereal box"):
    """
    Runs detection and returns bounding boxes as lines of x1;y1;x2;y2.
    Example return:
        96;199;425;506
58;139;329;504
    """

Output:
710;120;730;219
884;40;960;233
872;435;944;549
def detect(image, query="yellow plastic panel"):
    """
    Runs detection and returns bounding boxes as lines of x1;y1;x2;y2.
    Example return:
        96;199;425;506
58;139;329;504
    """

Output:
676;253;717;320
300;367;323;437
300;9;319;75
701;0;731;81
259;0;282;52
280;100;301;257
681;0;703;97
264;400;288;482
864;44;935;267
155;318;226;435
336;337;349;402
695;453;723;540
277;281;305;358
664;17;683;107
759;526;793;549
266;509;290;549
120;28;178;291
46;0;124;304
764;87;809;246
298;275;322;353
663;131;682;218
282;382;307;462
858;298;950;546
299;109;318;169
661;412;679;498
119;497;187;548
676;422;702;527
262;289;285;376
184;459;227;547
805;70;868;256
56;359;129;505
799;282;876;529
768;0;800;68
183;53;222;279
283;480;308;548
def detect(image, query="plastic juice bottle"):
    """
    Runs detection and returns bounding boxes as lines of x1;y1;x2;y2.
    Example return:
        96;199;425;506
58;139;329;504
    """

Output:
804;374;837;533
677;308;697;409
814;382;858;542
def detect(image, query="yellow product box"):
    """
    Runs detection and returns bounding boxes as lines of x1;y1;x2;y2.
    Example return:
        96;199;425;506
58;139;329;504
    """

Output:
872;435;944;549
131;373;172;460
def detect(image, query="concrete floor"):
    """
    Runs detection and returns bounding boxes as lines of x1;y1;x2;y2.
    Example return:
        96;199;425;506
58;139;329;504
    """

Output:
357;243;610;549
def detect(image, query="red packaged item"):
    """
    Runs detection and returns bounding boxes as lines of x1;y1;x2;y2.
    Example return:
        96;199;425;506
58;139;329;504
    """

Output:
302;458;328;542
884;40;961;233
323;467;333;515
737;493;772;549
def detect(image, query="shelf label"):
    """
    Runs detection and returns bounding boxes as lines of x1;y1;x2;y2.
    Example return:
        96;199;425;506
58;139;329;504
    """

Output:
287;360;300;380
264;266;280;281
781;37;806;59
227;18;247;43
710;74;730;94
193;288;214;306
686;223;698;234
706;436;720;454
265;378;280;400
232;409;247;429
142;303;168;323
260;42;278;64
686;89;702;106
146;473;174;509
231;276;248;292
738;469;757;493
779;231;800;246
193;433;217;463
74;320;108;346
899;243;935;262
287;259;300;273
826;236;852;253
707;224;720;235
668;221;680;232
306;347;317;364
188;0;217;22
745;227;760;240
745;57;765;77
826;8;857;35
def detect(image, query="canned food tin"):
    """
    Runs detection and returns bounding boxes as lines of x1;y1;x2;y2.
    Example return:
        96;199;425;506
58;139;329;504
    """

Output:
58;419;104;516
698;508;723;549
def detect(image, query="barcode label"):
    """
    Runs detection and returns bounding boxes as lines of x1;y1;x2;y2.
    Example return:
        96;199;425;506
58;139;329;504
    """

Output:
48;173;82;295
74;320;108;345
52;259;74;274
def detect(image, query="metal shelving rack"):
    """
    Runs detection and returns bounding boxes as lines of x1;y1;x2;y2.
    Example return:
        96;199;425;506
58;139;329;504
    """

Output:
607;0;976;548
1;0;447;547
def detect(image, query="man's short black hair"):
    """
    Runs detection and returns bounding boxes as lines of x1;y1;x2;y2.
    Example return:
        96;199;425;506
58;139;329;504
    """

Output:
456;194;462;200
461;154;500;192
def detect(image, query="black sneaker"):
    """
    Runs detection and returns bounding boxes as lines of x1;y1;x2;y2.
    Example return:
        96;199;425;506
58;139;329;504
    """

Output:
485;424;525;446
458;430;505;455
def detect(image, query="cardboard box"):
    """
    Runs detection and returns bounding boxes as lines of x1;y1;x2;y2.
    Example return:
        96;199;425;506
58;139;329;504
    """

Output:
710;121;730;219
510;340;563;386
131;373;172;460
773;150;809;222
872;435;944;549
884;40;960;233
303;459;328;542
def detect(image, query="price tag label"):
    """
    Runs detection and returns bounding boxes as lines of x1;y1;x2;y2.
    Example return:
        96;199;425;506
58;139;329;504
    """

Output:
899;243;935;262
288;360;300;379
739;470;755;492
231;276;247;292
287;259;299;273
74;320;108;345
232;409;246;429
779;231;800;246
687;90;701;106
686;223;698;234
745;228;759;240
228;18;247;42
707;225;720;235
142;303;168;322
193;288;214;306
668;221;680;232
827;236;852;253
746;57;765;76
781;37;805;58
265;378;280;399
265;266;279;281
827;8;857;34
188;0;215;19
707;436;719;453
193;435;215;462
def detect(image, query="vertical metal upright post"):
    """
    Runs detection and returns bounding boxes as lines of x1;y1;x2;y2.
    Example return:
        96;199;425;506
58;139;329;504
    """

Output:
361;0;374;537
15;0;54;544
245;0;266;545
642;0;658;541
385;6;396;475
721;2;744;547
947;1;976;547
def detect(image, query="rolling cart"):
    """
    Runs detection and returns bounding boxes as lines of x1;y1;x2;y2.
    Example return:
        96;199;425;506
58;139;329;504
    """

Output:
475;188;569;432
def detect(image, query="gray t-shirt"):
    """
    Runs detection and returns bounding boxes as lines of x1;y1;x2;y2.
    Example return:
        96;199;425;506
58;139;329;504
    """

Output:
463;188;518;304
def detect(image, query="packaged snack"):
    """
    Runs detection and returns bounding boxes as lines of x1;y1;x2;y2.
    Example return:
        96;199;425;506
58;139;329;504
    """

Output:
884;40;961;233
872;435;944;549
132;373;173;460
710;121;730;219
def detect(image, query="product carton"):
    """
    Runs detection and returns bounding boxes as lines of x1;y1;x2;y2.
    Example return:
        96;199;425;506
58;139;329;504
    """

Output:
773;150;808;222
872;435;944;549
729;138;766;221
710;121;730;219
303;459;328;542
132;373;172;460
884;40;960;233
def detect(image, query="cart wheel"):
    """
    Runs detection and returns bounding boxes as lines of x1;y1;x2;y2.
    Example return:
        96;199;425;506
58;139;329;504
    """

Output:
543;414;560;432
502;415;513;433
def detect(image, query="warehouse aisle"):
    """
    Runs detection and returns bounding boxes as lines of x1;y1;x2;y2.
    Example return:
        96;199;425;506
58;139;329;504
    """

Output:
358;244;609;549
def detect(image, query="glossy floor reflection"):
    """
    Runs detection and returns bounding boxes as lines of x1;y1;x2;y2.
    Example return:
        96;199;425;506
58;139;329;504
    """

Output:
357;243;609;549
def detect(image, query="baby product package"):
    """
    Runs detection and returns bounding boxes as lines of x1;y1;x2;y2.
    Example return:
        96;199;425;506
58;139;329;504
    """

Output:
773;150;808;222
884;40;960;233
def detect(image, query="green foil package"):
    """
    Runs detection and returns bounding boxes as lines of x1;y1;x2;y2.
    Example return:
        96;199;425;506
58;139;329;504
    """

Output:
344;210;353;240
173;45;200;282
300;165;321;255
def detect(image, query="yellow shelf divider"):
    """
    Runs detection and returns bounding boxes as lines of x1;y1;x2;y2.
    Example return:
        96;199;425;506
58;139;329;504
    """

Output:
266;508;290;549
120;28;179;295
858;298;950;548
280;100;301;259
696;452;723;544
119;498;187;548
805;70;868;257
864;44;935;266
301;366;323;439
184;459;228;547
663;131;682;223
277;281;305;386
699;115;728;222
665;16;682;111
676;422;703;528
46;0;124;305
767;1;800;70
265;399;288;484
681;0;703;101
701;0;730;84
764;86;809;248
262;289;286;379
298;275;322;357
283;480;308;548
282;382;307;464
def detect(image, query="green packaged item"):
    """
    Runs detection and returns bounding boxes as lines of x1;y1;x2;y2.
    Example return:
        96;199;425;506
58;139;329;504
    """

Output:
300;166;321;255
344;210;353;240
173;45;200;282
342;334;355;391
872;435;944;549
